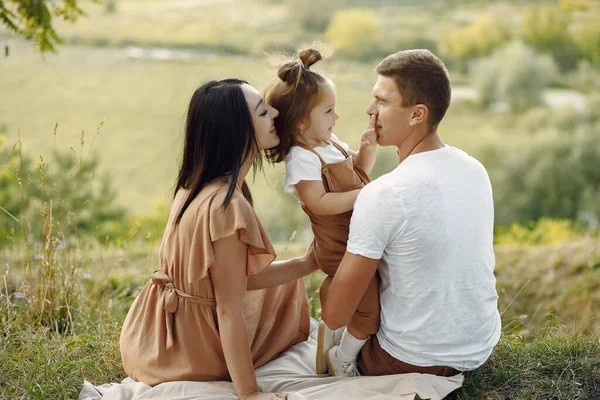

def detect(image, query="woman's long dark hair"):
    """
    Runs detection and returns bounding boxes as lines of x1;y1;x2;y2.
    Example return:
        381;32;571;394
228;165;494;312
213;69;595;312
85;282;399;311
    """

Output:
174;78;261;225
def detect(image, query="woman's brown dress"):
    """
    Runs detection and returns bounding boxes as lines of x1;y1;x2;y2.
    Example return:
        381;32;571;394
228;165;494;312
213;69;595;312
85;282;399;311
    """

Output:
120;179;310;385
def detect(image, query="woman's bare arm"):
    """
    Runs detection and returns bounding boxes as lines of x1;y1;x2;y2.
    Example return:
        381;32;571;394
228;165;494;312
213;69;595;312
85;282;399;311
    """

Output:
211;235;286;400
247;243;318;290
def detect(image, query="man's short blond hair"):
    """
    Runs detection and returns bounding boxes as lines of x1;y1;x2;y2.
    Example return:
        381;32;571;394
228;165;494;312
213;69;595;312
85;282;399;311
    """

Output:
376;49;451;131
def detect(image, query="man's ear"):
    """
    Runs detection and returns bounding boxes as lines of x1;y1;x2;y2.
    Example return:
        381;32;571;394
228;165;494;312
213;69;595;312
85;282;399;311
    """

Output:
409;104;428;127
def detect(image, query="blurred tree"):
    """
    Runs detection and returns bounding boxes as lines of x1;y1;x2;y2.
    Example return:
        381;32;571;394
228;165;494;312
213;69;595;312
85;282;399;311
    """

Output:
0;0;92;53
325;8;383;60
439;15;512;70
572;13;600;65
286;0;345;32
31;151;127;237
104;0;117;15
520;6;580;71
471;41;556;112
566;60;600;93
491;116;600;226
559;0;596;11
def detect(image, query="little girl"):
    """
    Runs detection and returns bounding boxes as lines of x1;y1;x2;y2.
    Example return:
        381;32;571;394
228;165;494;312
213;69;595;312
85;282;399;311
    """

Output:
265;48;380;377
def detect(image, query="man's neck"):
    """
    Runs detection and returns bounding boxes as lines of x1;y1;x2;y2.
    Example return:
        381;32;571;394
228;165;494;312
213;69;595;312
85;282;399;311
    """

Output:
397;130;444;163
411;131;444;155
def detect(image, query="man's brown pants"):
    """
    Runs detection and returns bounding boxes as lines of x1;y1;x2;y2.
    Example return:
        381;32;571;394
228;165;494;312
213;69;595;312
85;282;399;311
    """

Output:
358;335;464;377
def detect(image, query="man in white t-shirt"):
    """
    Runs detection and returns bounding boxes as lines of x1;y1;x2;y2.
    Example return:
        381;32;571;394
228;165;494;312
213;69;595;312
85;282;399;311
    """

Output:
321;49;501;378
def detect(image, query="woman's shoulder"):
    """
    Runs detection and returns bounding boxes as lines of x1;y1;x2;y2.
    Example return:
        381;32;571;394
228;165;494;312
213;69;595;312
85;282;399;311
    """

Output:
174;179;252;220
208;182;252;214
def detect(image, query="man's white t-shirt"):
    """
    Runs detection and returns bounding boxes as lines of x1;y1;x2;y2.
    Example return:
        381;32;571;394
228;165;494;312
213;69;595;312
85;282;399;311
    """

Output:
283;133;350;204
347;145;501;371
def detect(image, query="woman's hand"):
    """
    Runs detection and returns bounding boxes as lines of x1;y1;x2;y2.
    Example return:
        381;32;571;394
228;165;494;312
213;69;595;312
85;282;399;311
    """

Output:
246;241;319;290
243;391;287;400
302;241;319;274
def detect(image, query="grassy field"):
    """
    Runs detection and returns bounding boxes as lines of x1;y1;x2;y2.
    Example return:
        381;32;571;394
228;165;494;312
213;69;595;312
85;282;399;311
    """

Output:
1;237;599;399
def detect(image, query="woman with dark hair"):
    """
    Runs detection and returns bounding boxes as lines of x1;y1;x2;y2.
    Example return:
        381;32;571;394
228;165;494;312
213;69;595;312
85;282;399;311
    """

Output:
120;79;316;400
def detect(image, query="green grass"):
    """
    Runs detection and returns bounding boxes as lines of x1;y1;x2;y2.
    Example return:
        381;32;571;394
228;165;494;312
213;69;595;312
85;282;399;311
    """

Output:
2;237;599;400
495;238;600;339
0;323;125;399
453;334;600;399
2;317;598;399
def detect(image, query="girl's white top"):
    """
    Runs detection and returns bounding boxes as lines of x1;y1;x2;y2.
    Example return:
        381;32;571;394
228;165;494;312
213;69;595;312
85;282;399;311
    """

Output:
283;133;351;204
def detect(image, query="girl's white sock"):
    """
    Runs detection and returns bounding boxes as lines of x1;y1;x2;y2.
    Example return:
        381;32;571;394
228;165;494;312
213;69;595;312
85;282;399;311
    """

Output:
336;328;368;362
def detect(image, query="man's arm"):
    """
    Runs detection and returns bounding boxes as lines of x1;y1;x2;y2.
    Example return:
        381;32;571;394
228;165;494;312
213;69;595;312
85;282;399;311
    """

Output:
321;251;379;330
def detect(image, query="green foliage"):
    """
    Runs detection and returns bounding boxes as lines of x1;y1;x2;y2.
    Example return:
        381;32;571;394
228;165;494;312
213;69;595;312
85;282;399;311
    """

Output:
470;41;557;112
439;15;512;68
0;0;91;53
438;4;598;73
520;6;580;71
491;117;600;225
325;8;383;60
494;218;591;246
124;201;169;244
0;133;31;237
0;131;126;243
559;0;597;11
566;61;600;93
572;11;600;65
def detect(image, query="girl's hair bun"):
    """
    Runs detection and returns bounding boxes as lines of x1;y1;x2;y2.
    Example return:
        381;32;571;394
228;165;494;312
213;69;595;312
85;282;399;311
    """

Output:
277;61;302;84
276;48;322;85
298;48;322;69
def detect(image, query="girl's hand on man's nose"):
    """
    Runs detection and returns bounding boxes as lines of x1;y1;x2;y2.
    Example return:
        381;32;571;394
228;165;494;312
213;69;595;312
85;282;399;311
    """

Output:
361;113;379;149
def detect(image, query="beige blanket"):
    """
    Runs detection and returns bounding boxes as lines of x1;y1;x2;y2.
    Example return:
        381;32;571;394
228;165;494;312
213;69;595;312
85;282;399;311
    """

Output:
80;334;463;400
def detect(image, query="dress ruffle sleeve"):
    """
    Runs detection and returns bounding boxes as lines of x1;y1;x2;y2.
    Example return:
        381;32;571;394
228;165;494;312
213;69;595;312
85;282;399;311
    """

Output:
186;188;276;281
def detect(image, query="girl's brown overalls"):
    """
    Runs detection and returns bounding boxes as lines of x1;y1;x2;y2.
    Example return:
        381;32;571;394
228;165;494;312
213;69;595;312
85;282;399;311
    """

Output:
296;140;380;335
